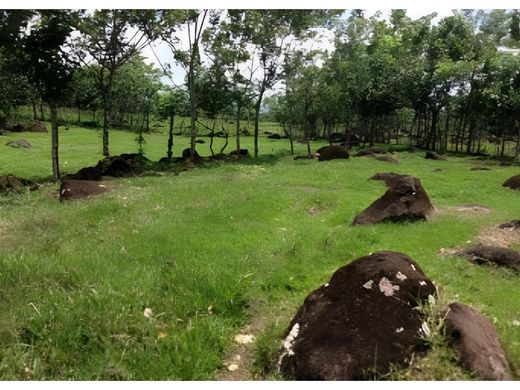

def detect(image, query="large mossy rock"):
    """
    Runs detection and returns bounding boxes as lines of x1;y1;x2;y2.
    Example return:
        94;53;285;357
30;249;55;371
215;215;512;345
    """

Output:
352;173;435;226
503;174;520;190
24;121;48;133
442;303;512;380
278;251;436;380
316;145;349;161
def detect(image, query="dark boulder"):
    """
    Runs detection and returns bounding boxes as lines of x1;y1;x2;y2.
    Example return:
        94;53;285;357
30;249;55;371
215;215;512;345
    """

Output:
182;148;202;160
5;139;31;148
374;155;399;164
353;173;435;226
278;251;436;380
425;151;444;160
25;121;48;133
229;148;249;157
267;133;281;139
457;245;520;272
316;145;349;161
0;175;39;194
328;132;344;143
60;179;109;201
195;139;205;144
499;220;520;229
95;153;148;178
442;303;512;380
369;172;401;182
503;174;520;190
10;123;24;132
69;166;104;181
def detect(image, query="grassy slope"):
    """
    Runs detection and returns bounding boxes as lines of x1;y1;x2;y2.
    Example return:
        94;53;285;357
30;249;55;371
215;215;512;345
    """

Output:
0;125;519;379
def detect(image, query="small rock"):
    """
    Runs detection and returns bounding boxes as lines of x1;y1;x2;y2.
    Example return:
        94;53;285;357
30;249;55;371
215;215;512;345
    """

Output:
234;334;255;345
143;308;153;318
227;364;239;372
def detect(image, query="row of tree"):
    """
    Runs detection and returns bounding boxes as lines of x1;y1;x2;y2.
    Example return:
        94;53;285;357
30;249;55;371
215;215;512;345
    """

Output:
0;9;338;180
1;10;520;181
266;10;520;157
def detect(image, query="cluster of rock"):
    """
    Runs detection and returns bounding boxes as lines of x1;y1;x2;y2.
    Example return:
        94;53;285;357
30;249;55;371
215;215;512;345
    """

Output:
60;153;149;200
276;169;516;380
277;251;513;380
0;121;48;133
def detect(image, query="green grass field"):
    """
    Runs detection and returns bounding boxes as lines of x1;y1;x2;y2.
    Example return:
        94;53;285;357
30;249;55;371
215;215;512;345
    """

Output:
0;124;519;379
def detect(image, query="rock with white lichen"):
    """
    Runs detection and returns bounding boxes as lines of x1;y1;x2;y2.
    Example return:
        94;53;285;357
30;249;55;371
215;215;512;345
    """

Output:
278;251;436;380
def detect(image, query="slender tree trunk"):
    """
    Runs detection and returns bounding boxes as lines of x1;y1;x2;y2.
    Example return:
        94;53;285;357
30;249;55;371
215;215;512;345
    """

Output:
209;120;216;156
167;103;175;160
236;98;241;152
288;123;294;155
77;104;81;124
32;99;37;120
369;108;376;147
254;84;266;159
102;96;110;157
49;103;60;181
39;99;44;121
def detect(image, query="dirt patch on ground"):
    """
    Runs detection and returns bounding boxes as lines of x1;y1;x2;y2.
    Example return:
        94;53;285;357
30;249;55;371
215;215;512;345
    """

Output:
307;205;323;215
5;139;31;148
478;224;520;247
215;315;269;380
443;204;491;215
59;179;115;200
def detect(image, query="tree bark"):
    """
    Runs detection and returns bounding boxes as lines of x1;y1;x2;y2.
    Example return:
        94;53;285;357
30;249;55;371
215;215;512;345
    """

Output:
49;103;60;181
167;102;174;160
236;98;241;152
254;84;266;158
32;99;37;120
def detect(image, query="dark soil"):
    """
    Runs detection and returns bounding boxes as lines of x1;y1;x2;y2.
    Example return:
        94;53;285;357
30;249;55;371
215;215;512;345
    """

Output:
278;251;436;380
442;302;512;380
59;179;110;200
503;174;520;190
5;139;31;148
425;151;445;160
0;175;39;194
229;149;249;157
353;173;435;226
69;166;104;181
316;145;349;161
182;148;202;160
470;166;491;171
457;245;520;272
9;123;24;132
499;220;520;229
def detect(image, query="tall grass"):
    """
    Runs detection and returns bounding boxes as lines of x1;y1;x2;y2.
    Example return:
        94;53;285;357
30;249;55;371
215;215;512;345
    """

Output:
0;126;519;379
